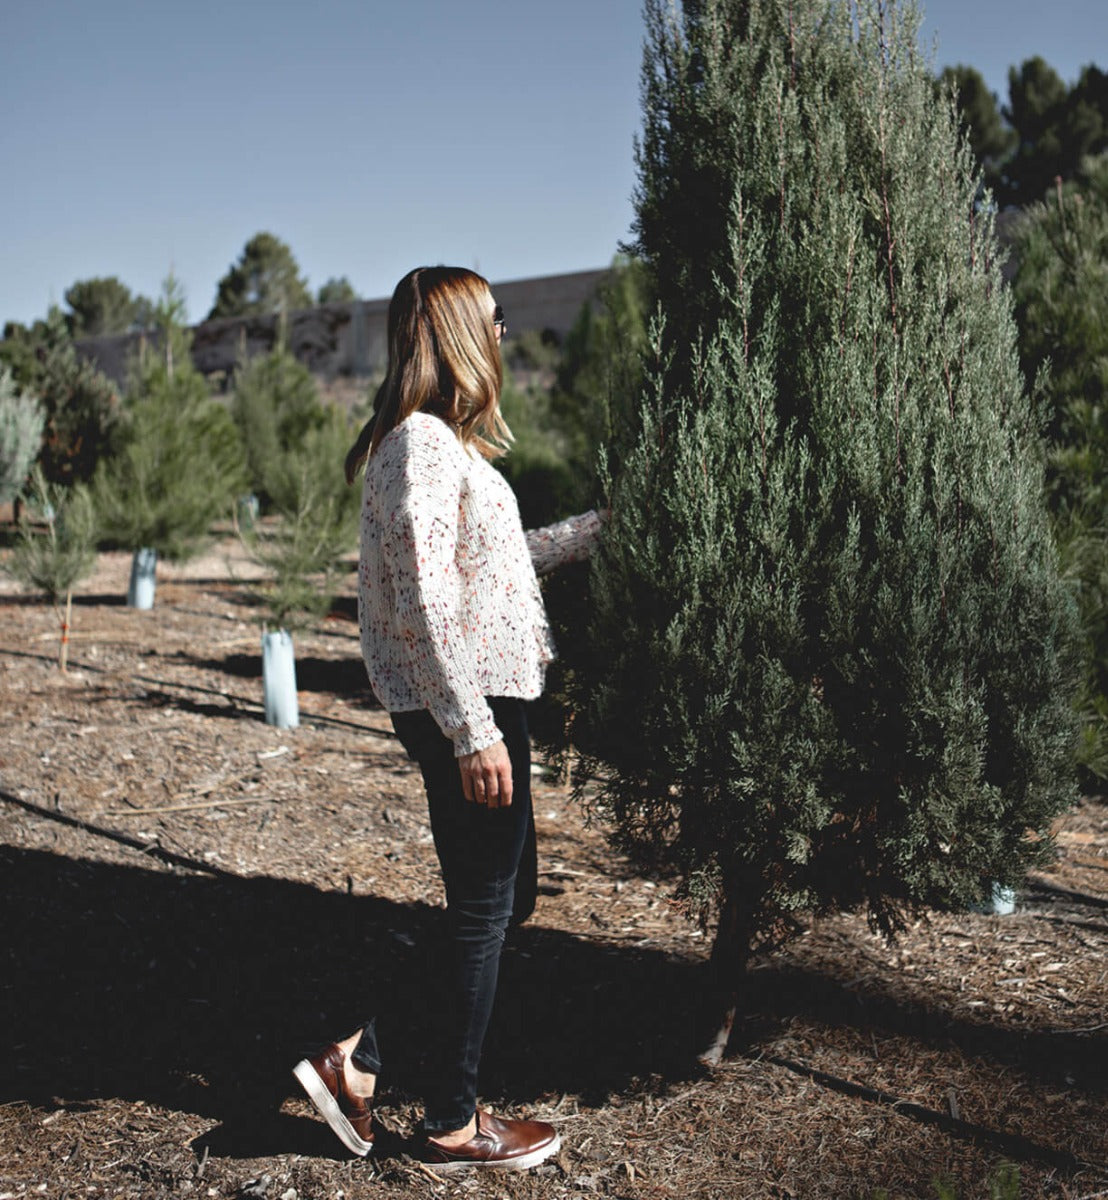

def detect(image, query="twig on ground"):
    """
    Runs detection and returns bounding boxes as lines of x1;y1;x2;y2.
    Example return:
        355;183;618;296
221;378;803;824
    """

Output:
0;788;239;879
103;796;271;817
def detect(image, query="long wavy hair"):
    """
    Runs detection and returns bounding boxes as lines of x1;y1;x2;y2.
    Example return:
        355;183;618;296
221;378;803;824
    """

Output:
344;266;510;483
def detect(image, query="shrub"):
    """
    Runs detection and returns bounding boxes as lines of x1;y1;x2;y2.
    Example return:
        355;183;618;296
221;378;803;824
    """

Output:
0;368;45;504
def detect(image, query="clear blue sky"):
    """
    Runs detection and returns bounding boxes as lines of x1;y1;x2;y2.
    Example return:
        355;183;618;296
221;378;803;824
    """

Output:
2;0;1104;328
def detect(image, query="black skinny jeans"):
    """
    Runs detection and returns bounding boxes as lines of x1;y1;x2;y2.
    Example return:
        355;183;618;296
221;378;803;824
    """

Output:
350;696;536;1133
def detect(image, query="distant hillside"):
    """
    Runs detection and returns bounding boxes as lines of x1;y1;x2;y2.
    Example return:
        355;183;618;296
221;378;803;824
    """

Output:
74;268;609;388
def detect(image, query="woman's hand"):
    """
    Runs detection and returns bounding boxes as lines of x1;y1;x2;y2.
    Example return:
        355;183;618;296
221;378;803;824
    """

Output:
458;740;513;808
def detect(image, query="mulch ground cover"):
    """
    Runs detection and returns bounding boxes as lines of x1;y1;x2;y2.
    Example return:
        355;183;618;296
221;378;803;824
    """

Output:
0;540;1105;1200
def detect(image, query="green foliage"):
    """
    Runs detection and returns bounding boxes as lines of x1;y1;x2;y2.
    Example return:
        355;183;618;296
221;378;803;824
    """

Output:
497;364;580;528
241;408;359;631
31;309;120;486
231;343;328;507
496;258;649;529
524;258;652;755
937;65;1015;191
208;232;312;319
503;328;563;377
1;307;119;481
552;255;651;488
999;59;1108;204
317;276;358;305
1001;55;1071;204
0;368;45;504
936;57;1108;206
568;0;1079;952
1012;154;1108;777
6;467;97;603
0;316;51;392
64;276;142;337
92;280;245;561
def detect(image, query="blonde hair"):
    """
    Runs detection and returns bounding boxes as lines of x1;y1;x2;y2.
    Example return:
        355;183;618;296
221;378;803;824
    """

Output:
344;266;510;483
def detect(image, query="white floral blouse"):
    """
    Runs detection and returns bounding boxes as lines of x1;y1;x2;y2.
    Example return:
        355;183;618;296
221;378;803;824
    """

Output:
358;411;603;756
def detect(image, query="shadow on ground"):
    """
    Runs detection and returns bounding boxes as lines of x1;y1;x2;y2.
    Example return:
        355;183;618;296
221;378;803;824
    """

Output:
179;651;374;701
0;844;705;1161
2;843;1102;1167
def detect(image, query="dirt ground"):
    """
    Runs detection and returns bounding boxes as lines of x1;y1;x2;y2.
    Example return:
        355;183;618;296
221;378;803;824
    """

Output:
0;538;1105;1200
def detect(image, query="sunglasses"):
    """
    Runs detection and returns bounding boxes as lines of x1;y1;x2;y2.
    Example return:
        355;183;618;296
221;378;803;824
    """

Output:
493;304;507;337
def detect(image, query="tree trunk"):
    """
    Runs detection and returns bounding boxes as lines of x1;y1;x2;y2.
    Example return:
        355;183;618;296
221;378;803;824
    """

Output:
696;883;753;1066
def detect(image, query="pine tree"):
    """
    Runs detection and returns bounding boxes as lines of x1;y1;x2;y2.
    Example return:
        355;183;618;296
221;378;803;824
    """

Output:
317;276;358;306
92;277;245;565
208;232;312;320
64;276;140;337
999;60;1108;206
241;406;360;630
230;340;328;509
5;467;97;669
1012;153;1108;777
7;467;97;603
567;0;1080;1061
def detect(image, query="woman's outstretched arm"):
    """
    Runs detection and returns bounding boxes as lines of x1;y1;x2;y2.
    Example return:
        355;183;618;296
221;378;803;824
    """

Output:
525;509;605;577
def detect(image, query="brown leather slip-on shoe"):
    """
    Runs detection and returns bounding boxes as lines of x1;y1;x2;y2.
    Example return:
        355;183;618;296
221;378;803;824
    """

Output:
418;1108;560;1172
292;1043;374;1157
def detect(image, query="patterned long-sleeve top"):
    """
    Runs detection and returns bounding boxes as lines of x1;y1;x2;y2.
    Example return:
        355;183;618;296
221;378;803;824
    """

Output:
358;411;603;756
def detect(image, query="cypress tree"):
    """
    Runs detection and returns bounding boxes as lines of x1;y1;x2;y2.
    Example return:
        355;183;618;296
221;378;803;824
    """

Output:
568;0;1080;1061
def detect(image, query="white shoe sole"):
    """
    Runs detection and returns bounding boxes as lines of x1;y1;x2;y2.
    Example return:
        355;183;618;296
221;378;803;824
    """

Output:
292;1059;374;1157
426;1131;561;1172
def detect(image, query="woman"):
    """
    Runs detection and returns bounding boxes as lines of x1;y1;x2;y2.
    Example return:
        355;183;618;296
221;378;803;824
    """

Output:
293;266;603;1170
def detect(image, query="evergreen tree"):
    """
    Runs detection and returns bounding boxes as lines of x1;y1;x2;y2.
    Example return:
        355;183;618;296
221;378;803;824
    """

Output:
7;467;97;605
0;318;48;391
242;408;360;632
1012;153;1108;776
208;232;312;319
230;341;328;508
551;255;651;493
1;308;122;486
999;59;1108;205
33;308;120;486
496;258;650;528
568;0;1079;1061
0;368;45;504
317;276;358;305
525;258;651;754
92;278;245;563
64;276;139;336
937;65;1014;191
1001;57;1071;205
6;467;98;669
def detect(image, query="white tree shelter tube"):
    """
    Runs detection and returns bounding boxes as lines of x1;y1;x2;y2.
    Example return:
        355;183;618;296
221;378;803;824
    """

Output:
262;629;299;729
127;547;157;609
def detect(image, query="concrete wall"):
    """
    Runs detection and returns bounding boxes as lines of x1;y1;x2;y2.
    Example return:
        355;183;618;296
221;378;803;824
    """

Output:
74;267;609;387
